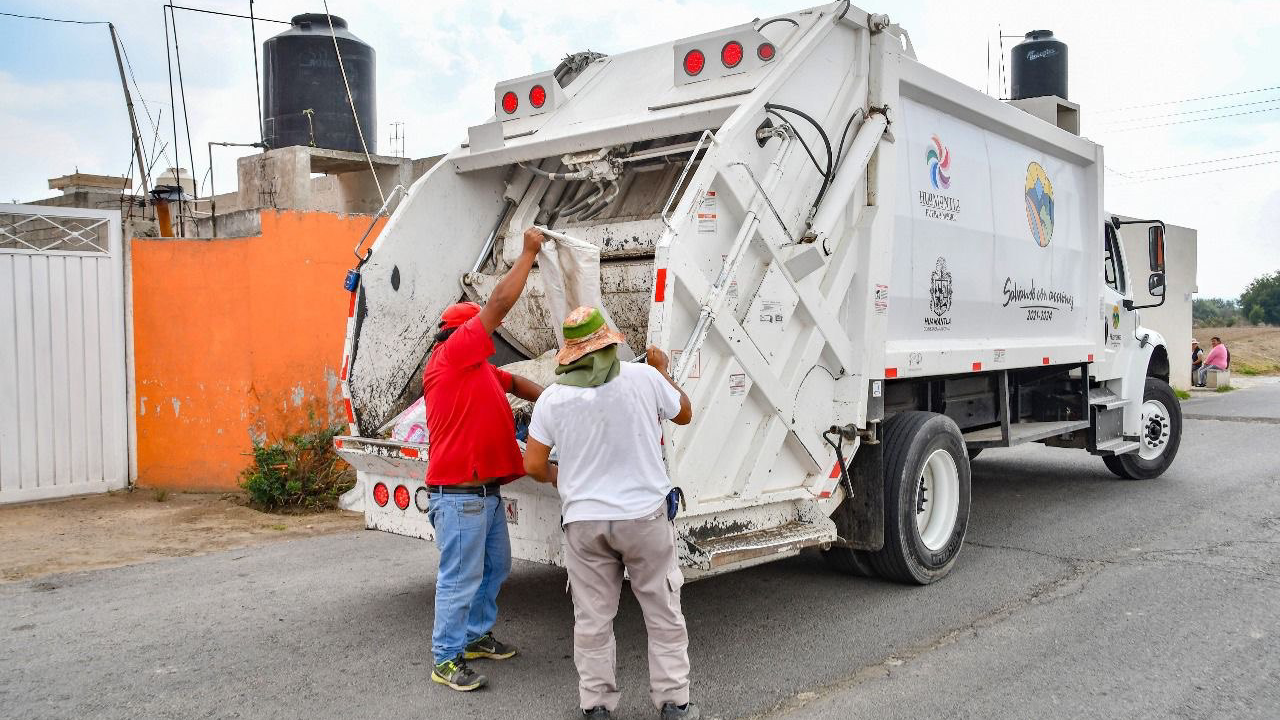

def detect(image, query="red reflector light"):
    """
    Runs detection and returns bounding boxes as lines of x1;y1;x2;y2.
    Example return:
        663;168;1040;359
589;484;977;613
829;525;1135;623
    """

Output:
393;485;410;510
721;40;744;68
501;91;518;114
757;42;776;61
372;482;389;507
683;49;705;76
529;84;546;108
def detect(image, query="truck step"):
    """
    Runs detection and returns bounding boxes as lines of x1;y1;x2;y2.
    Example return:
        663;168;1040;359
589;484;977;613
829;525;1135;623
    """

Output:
963;419;1091;449
687;520;838;571
1092;438;1140;456
1088;388;1127;410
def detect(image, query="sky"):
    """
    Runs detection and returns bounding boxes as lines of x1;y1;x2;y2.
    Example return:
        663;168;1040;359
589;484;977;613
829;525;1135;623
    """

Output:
1;0;1277;298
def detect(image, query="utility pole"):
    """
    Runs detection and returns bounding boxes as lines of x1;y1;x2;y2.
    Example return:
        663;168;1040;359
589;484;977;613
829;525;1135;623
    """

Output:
109;23;150;208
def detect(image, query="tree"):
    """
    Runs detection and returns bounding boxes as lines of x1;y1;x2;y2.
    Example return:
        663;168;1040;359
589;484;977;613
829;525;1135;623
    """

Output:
1249;306;1266;326
1240;271;1280;326
1192;297;1243;327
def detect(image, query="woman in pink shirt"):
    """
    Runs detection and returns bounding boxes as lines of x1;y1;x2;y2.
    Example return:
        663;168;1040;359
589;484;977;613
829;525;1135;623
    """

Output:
1196;336;1230;386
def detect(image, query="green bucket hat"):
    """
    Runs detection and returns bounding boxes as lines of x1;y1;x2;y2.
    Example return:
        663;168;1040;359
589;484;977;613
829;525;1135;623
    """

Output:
556;306;626;365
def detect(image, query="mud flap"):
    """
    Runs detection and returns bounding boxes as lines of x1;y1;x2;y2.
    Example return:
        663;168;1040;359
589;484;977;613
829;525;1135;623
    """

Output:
830;440;884;551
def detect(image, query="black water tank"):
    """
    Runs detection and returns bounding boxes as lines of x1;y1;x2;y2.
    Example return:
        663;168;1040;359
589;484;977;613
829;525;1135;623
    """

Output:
262;13;376;153
1011;30;1067;100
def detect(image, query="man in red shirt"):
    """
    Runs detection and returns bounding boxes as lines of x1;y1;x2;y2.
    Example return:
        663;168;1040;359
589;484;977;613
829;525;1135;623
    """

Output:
424;227;547;692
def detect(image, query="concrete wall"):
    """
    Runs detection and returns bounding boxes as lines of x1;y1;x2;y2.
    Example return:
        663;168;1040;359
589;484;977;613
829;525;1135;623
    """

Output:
1117;220;1198;390
130;210;383;490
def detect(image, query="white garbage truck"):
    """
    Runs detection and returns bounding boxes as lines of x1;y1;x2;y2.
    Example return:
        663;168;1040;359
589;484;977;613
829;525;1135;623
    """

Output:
334;2;1181;584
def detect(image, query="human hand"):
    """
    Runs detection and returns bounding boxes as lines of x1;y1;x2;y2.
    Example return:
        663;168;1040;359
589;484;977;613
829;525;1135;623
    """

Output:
646;345;669;373
522;227;546;255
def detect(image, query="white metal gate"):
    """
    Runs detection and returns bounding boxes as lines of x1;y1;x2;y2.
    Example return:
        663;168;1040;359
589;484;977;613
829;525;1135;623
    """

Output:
0;204;131;503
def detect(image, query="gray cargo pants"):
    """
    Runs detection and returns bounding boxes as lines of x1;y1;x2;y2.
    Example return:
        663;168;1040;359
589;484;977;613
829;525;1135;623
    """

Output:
563;505;691;711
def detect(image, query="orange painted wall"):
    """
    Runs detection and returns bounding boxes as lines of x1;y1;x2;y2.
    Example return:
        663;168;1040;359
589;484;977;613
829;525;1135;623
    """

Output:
131;211;382;490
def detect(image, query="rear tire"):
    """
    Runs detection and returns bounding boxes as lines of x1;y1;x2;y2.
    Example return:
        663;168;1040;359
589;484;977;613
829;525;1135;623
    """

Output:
1103;377;1182;480
869;411;972;585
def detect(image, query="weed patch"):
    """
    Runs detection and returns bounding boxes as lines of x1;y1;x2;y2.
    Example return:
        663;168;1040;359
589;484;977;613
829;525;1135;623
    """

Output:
240;427;355;512
1175;389;1191;400
1215;384;1235;393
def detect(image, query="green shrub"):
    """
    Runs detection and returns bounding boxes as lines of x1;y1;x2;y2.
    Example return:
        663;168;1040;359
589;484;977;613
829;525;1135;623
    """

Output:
240;427;355;512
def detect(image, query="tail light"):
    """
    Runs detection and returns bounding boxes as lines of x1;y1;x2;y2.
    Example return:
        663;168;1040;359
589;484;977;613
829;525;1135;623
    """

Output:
500;91;519;114
372;482;389;507
491;70;564;121
393;485;411;510
673;24;776;86
683;49;705;76
721;41;744;68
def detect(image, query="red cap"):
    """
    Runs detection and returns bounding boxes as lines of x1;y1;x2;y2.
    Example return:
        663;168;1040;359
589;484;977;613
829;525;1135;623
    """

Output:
439;302;482;330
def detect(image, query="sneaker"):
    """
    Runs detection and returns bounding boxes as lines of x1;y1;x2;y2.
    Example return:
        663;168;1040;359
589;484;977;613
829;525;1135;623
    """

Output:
583;707;613;719
464;632;518;660
660;702;701;720
431;655;487;692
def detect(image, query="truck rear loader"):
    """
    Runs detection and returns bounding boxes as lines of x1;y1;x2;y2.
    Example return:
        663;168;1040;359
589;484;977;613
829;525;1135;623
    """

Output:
334;2;1181;584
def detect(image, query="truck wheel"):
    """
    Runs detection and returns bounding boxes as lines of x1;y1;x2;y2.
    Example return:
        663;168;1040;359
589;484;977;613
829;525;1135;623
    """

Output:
1103;377;1182;480
869;411;971;585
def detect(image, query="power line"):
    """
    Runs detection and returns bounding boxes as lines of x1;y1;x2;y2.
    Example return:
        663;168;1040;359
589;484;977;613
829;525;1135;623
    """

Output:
1112;159;1280;184
166;5;288;24
1095;84;1280;113
1112;149;1280;174
1099;97;1280;125
1098;106;1280;132
0;10;108;25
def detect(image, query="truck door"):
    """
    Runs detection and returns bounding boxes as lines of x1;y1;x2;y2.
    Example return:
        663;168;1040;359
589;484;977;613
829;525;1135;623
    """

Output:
1094;224;1136;378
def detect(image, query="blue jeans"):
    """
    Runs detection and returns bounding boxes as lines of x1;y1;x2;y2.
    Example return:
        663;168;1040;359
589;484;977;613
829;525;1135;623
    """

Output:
427;492;511;665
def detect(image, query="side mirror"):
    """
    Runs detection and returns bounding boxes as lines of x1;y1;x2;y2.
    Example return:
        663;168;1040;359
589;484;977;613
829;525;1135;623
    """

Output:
1148;272;1165;297
1148;225;1166;272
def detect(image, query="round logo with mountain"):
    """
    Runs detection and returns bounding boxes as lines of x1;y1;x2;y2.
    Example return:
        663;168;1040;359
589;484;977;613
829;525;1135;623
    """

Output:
1024;161;1054;247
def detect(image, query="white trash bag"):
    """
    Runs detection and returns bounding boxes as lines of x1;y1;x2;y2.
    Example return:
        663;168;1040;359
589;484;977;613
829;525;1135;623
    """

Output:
535;226;635;360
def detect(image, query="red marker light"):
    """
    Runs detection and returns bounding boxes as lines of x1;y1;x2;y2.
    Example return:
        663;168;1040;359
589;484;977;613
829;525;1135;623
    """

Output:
757;42;776;61
529;84;546;108
683;49;705;76
721;40;744;68
501;91;518;114
393;485;410;510
372;482;389;507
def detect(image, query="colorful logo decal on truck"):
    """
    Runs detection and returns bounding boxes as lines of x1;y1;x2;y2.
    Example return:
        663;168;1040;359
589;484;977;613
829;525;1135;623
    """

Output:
927;135;951;190
1111;304;1121;329
1024;162;1054;247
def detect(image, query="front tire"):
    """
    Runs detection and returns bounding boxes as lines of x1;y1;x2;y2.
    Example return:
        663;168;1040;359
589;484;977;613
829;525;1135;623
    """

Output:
869;411;972;585
1103;377;1182;480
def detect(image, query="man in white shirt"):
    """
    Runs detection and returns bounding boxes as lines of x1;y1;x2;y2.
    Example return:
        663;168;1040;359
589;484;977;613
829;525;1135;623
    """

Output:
523;306;697;720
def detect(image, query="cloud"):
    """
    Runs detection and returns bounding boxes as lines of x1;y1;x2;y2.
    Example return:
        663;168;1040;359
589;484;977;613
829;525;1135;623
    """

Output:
2;0;1276;296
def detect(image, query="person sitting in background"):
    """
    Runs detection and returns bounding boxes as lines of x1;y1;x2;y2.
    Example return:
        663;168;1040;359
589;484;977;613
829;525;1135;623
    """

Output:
523;307;699;720
1196;336;1229;387
1190;339;1205;386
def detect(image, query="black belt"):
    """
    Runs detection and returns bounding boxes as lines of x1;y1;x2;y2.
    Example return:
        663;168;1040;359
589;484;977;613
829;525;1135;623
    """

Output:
427;482;502;497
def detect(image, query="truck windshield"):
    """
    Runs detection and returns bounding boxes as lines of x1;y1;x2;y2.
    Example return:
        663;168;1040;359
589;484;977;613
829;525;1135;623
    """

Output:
1104;225;1127;295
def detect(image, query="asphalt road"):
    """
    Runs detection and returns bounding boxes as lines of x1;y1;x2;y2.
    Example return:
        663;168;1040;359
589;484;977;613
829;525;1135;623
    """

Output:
3;386;1278;720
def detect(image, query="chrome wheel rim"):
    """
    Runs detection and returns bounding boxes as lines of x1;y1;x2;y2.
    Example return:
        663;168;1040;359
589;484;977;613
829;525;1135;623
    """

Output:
1139;399;1172;461
915;449;960;551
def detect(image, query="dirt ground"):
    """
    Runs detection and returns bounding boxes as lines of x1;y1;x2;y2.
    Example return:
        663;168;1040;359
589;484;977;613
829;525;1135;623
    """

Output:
1194;326;1280;374
0;490;363;583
